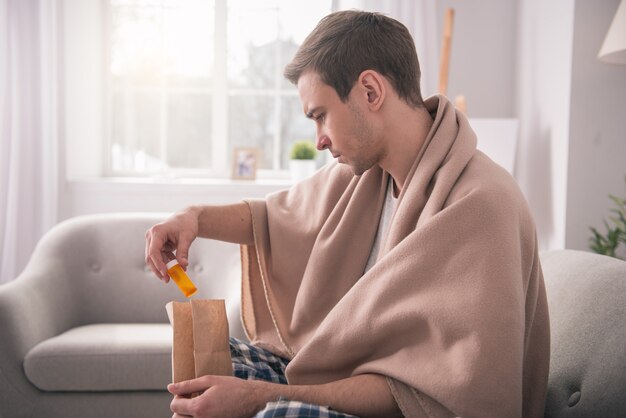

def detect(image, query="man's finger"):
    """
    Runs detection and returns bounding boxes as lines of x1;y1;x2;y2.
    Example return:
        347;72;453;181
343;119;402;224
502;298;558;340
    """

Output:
144;233;151;265
150;254;168;282
170;395;195;416
150;261;169;283
168;376;214;396
154;253;169;279
145;233;168;282
147;231;170;279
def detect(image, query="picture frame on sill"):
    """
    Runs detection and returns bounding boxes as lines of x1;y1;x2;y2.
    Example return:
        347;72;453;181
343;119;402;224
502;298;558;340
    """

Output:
231;147;259;180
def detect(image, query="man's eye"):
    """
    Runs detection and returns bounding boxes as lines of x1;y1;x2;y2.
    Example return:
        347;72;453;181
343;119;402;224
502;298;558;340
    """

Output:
315;113;325;122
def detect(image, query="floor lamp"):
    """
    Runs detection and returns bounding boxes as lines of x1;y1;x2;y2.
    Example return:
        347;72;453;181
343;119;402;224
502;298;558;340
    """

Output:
598;0;626;64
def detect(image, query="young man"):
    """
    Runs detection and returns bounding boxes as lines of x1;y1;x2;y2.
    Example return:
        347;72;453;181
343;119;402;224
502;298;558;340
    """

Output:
145;10;550;418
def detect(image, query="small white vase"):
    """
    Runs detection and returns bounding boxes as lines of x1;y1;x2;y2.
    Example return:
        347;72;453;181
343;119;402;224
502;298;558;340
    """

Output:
289;160;317;182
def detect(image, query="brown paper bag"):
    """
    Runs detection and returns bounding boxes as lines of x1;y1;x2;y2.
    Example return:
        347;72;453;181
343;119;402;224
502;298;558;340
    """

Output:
165;299;233;384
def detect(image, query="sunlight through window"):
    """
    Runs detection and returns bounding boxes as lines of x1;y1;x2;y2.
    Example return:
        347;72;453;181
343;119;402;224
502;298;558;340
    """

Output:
107;0;331;177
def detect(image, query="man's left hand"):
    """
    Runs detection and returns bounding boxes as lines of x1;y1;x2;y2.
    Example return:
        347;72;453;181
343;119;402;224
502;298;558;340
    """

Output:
168;375;270;418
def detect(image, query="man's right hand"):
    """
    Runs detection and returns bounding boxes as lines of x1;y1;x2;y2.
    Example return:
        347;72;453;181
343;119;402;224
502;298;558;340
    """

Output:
145;207;201;282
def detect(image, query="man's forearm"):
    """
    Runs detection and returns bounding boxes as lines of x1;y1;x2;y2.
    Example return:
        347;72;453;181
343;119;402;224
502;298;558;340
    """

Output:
190;202;254;246
262;374;402;418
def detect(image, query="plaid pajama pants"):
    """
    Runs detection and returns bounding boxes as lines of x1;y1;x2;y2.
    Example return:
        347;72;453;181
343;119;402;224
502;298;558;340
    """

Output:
230;337;359;418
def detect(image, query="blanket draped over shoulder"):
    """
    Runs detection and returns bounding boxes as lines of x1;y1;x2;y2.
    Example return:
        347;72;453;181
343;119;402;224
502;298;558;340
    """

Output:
241;95;549;418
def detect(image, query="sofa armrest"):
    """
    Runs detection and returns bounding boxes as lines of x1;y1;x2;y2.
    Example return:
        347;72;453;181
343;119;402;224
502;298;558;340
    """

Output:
0;251;81;416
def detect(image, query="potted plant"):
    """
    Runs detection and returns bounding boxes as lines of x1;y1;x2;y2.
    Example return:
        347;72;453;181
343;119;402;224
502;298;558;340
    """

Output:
589;176;626;260
289;140;317;182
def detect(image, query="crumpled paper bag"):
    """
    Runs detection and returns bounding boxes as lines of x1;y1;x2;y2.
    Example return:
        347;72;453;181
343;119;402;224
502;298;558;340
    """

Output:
165;299;233;384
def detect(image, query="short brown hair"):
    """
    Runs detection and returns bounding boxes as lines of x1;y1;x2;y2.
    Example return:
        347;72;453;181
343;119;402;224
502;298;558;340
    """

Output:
284;10;424;108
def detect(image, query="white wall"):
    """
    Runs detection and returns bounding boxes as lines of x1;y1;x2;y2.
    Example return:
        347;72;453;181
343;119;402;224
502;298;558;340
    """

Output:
514;0;626;252
430;0;626;253
565;0;626;251
515;0;575;250
434;0;518;117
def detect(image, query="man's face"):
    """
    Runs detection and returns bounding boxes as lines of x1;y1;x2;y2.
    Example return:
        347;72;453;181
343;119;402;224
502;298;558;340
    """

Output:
297;71;383;175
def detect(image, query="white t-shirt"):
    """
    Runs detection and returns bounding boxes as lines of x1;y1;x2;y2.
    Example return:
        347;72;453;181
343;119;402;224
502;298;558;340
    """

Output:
364;177;398;273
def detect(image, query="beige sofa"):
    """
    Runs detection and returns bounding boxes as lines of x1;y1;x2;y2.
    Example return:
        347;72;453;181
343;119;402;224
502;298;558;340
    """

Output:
0;213;624;417
0;213;244;418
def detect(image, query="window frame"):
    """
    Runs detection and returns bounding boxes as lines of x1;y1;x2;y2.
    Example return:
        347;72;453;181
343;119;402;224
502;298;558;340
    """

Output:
102;0;322;180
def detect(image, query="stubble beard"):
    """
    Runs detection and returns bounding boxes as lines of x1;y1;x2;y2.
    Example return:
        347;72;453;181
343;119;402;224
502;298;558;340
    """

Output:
347;100;380;176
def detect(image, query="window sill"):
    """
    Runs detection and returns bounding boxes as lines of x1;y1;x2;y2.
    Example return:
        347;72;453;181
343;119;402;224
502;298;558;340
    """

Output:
63;176;294;218
67;176;292;195
74;176;293;187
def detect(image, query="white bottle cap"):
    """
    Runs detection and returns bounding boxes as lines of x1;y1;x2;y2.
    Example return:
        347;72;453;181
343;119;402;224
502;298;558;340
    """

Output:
166;259;179;269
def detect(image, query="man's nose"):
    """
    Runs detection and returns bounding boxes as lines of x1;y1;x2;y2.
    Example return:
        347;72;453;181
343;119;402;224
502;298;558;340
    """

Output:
316;134;331;151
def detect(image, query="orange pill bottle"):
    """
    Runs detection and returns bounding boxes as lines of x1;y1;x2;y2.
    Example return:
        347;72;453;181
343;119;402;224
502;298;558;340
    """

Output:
166;260;198;298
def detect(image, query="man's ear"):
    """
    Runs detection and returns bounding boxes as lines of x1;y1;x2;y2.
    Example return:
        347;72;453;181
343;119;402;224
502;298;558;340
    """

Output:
357;70;385;111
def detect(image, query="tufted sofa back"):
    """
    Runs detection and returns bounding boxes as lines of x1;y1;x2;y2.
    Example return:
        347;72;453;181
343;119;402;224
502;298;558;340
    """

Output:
24;213;245;338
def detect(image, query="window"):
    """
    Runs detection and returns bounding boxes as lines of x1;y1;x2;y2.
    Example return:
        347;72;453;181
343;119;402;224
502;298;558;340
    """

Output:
106;0;331;177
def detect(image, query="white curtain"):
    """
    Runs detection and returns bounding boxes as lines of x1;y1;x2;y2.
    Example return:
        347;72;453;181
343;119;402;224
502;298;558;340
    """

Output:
331;0;439;97
0;0;59;283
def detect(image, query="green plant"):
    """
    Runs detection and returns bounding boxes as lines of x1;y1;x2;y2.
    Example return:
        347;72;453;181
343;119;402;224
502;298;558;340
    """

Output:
589;176;626;259
289;140;317;160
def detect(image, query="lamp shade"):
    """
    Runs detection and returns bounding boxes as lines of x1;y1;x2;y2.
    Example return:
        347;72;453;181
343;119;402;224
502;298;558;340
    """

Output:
598;0;626;64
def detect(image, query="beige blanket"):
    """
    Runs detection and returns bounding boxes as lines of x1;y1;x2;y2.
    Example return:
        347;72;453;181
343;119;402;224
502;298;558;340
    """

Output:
241;95;549;418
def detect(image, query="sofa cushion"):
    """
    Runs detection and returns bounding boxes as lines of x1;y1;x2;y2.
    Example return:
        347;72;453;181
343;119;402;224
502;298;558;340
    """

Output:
24;324;171;391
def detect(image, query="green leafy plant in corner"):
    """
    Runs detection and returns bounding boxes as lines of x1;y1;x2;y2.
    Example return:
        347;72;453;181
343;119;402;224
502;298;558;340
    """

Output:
589;176;626;260
290;140;317;160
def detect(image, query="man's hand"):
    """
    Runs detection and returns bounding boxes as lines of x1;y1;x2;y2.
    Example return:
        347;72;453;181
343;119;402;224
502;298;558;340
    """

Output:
145;203;255;282
168;373;402;418
168;375;270;418
145;207;201;281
